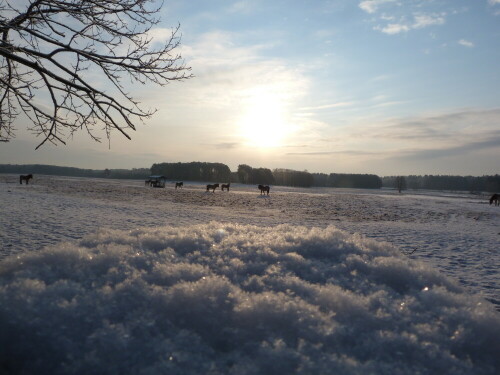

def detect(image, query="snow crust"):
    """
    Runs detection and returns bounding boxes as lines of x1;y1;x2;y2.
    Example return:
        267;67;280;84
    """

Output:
1;223;499;374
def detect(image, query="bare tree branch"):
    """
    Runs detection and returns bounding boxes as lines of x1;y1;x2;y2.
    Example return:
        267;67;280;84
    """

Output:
0;0;192;147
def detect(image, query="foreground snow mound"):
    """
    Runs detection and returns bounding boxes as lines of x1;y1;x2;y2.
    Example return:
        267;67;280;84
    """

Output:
1;223;498;375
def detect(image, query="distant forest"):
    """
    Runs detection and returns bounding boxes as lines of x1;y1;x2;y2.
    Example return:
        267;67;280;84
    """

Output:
0;164;149;179
382;175;500;193
151;162;231;183
1;163;498;192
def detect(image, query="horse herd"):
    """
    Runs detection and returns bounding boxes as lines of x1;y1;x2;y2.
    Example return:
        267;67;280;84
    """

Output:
177;181;269;195
14;174;500;203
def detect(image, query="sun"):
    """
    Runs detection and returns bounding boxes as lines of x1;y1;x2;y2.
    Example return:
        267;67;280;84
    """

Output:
238;93;291;148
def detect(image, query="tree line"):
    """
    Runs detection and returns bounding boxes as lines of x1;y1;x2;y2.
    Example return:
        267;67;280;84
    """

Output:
237;165;381;189
2;163;498;192
312;173;382;189
382;175;500;193
151;162;231;183
0;164;149;179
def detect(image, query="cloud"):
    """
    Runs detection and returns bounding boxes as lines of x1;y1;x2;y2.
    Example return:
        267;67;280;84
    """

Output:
489;0;500;5
412;13;446;29
286;150;379;156
359;0;397;14
458;39;474;48
396;132;500;161
205;142;241;150
363;108;500;141
146;28;176;45
376;23;410;34
375;12;446;34
285;108;500;165
299;102;354;111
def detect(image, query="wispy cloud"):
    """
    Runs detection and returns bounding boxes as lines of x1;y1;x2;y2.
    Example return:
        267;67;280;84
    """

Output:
396;132;500;161
283;108;500;165
375;23;410;35
458;39;474;48
299;102;354;111
361;1;449;35
359;0;397;14
205;142;241;150
375;12;446;34
412;13;446;29
286;150;379;157
360;108;500;142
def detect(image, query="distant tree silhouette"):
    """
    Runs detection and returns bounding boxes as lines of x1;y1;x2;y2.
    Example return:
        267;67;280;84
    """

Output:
327;173;382;189
395;176;406;193
273;168;314;187
237;164;253;184
0;0;192;147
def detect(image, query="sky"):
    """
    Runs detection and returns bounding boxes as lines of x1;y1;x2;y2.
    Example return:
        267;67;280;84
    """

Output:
1;0;500;176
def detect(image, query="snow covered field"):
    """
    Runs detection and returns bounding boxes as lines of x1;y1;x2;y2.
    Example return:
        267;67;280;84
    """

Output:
1;174;499;374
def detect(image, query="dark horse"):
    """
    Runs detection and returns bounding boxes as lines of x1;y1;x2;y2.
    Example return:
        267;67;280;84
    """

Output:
221;183;230;191
258;184;270;195
206;183;219;192
175;182;183;189
20;174;33;185
490;193;499;206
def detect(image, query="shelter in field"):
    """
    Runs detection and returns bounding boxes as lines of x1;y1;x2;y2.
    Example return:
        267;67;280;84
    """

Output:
146;175;166;188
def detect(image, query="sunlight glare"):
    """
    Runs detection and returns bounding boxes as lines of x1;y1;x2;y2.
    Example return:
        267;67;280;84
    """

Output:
238;93;291;148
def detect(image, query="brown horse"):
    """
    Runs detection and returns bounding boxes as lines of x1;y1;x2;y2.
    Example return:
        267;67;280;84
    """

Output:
221;183;230;191
490;193;499;206
258;184;270;195
206;183;219;192
20;174;33;185
175;182;183;189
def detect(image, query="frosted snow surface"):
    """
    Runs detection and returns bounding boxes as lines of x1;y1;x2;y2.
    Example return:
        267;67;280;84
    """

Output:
2;223;499;374
1;175;499;374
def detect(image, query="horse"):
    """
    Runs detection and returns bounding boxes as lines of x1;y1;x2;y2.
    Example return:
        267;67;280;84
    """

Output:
19;174;33;185
221;183;230;191
145;179;152;186
175;182;183;189
490;193;499;206
206;183;219;192
258;184;270;195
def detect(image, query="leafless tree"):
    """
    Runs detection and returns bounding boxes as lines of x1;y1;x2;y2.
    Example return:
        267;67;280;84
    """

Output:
395;175;406;193
0;0;192;148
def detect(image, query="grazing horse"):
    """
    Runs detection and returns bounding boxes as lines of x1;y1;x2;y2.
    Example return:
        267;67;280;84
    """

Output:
175;182;183;189
206;183;219;192
19;174;33;185
258;184;270;195
221;183;230;191
490;193;499;206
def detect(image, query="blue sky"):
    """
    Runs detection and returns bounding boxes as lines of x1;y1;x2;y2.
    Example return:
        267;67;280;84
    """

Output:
2;0;500;176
